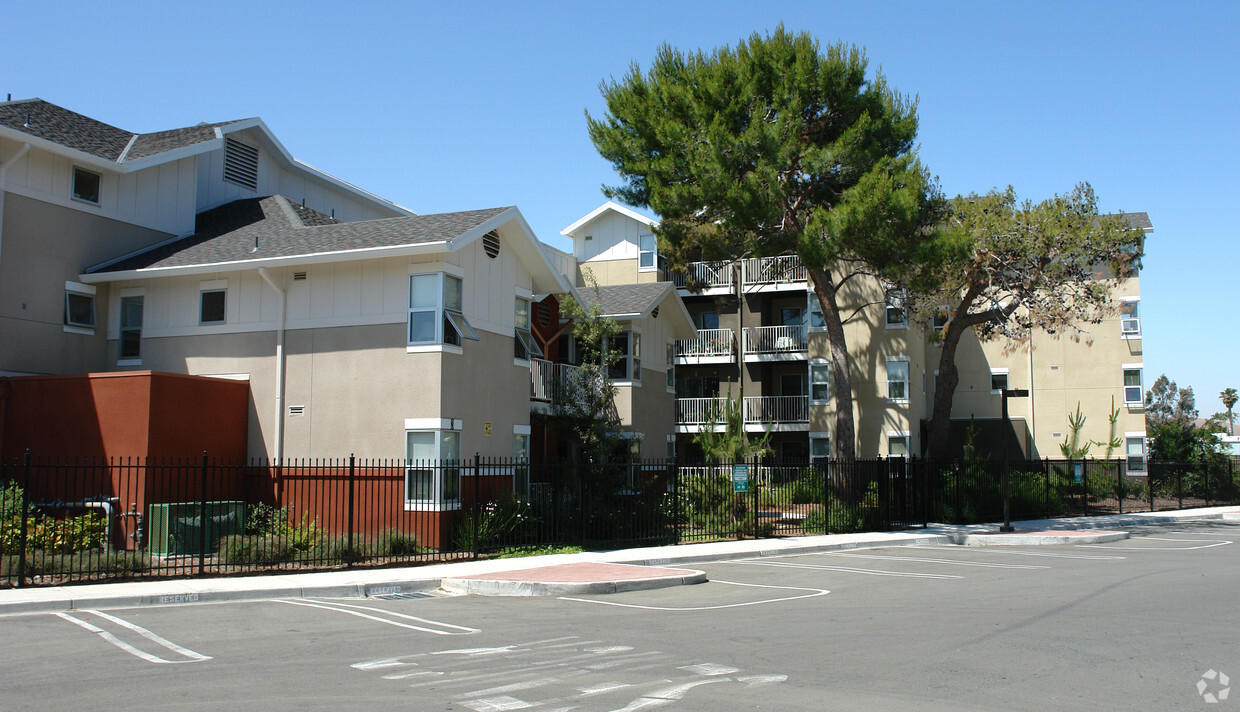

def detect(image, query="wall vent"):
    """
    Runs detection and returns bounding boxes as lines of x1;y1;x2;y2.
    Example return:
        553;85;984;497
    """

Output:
536;302;552;327
651;306;660;319
293;271;307;281
1049;364;1060;371
224;137;259;191
288;405;305;417
482;230;501;258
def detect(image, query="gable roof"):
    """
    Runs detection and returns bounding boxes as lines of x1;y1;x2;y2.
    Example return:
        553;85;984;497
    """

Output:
1107;212;1153;232
560;201;657;237
572;281;695;337
82;195;571;295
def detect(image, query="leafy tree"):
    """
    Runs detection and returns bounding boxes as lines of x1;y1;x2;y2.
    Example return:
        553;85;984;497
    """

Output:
1145;374;1196;427
1145;374;1223;462
692;391;772;462
588;27;939;462
1221;388;1237;436
550;278;624;469
907;185;1145;460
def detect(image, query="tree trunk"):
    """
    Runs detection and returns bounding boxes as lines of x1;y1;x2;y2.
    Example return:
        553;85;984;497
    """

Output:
925;321;967;462
807;266;856;463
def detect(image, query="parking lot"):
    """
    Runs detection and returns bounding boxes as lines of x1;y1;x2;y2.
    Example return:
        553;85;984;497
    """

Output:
2;521;1237;711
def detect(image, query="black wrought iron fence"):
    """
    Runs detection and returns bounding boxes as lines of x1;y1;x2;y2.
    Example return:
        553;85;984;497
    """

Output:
2;452;1235;588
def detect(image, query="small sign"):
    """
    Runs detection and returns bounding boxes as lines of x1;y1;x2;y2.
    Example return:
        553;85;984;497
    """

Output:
1073;463;1083;483
732;464;749;493
484;422;492;437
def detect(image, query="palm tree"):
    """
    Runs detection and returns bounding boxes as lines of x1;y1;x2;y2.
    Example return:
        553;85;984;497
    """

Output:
1222;388;1238;436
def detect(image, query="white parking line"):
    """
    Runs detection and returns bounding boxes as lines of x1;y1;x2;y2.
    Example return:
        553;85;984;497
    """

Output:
730;560;961;579
274;598;479;634
53;611;211;664
907;545;1126;560
561;579;829;611
820;552;1049;569
1080;537;1232;551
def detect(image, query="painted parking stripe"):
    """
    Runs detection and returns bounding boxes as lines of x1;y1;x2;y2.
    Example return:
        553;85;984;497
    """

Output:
54;611;211;664
731;560;961;579
820;552;1049;569
906;545;1126;560
1080;538;1232;551
562;580;829;611
274;598;479;635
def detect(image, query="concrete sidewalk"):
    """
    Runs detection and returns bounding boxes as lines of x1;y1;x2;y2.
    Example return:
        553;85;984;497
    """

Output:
1;505;1235;615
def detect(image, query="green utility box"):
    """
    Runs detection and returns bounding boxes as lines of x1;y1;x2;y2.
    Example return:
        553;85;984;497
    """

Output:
148;501;245;555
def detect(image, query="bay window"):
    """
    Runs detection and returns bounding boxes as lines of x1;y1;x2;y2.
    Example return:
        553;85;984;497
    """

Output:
409;272;478;348
405;429;461;507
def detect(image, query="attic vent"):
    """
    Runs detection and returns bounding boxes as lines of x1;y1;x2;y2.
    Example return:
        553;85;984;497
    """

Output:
482;230;501;258
224;138;259;191
651;306;660;319
536;302;552;327
1050;365;1060;371
288;405;305;417
293;271;307;281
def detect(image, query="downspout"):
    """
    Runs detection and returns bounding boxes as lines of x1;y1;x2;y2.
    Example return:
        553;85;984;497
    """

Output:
258;268;287;462
0;143;32;271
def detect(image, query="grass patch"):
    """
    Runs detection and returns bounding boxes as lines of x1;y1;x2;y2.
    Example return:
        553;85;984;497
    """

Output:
493;544;585;559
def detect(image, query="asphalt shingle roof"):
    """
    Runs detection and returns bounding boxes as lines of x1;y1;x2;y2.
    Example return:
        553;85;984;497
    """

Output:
575;282;674;318
0;98;236;163
91;196;511;273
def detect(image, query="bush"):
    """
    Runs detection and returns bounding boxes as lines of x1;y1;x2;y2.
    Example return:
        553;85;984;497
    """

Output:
371;529;421;557
2;550;148;577
218;535;296;565
454;495;538;551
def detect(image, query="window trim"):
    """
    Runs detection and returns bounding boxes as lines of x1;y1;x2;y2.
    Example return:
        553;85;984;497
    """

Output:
638;232;657;272
808;292;826;332
1122;364;1144;407
408;271;478;350
514;295;542;362
1119;297;1141;339
513;427;531;499
119;293;144;363
884;288;908;329
71;165;102;206
990;368;1010;395
809;359;831;404
1124;431;1147;474
887;430;911;458
810;432;831;465
666;341;676;393
886;356;910;403
608;329;641;384
404;425;462;511
63;281;97;333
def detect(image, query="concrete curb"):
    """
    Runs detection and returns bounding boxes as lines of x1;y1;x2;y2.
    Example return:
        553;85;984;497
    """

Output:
440;569;707;597
949;531;1130;546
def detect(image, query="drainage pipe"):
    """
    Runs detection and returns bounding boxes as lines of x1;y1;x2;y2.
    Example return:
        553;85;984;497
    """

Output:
257;267;287;462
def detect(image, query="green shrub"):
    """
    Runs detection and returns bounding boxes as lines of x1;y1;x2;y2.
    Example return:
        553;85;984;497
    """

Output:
455;495;538;551
372;528;420;557
2;550;148;577
218;535;295;565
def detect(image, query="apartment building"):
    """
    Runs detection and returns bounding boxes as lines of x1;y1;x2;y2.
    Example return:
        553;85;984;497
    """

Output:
569;201;1153;467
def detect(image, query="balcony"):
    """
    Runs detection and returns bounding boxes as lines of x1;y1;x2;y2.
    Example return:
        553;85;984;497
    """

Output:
674;395;809;433
743;325;808;361
675;328;735;364
671;260;733;293
672;255;808;295
530;358;581;403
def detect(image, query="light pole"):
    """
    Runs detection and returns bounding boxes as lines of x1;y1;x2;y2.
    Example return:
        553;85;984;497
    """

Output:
1000;388;1029;533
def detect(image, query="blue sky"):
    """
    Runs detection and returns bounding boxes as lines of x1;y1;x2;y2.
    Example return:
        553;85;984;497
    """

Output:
6;1;1236;416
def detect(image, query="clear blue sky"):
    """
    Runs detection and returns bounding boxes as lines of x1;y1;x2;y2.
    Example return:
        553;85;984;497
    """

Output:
6;1;1236;417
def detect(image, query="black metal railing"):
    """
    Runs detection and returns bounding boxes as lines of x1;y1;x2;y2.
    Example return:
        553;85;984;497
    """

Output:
1;452;1235;588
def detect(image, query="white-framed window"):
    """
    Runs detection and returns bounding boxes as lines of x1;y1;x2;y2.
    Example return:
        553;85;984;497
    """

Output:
808;292;825;330
1122;365;1143;406
409;272;478;348
809;360;831;403
1125;433;1146;473
990;368;1009;394
199;280;227;325
405;428;461;508
119;295;144;361
886;357;910;402
72;166;101;205
638;233;657;271
1120;298;1140;338
810;433;830;465
885;288;908;328
514;296;542;361
888;432;911;458
608;330;640;382
666;341;675;391
932;311;948;331
513;426;531;499
63;281;96;331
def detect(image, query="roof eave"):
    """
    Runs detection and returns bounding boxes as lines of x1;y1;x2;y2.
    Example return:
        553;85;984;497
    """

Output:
560;200;657;236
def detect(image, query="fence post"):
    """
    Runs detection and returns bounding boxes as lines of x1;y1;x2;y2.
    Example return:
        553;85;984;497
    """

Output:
347;454;356;568
16;450;31;588
822;458;831;535
671;456;681;545
1116;459;1124;515
198;451;209;577
472;453;481;560
1149;461;1155;512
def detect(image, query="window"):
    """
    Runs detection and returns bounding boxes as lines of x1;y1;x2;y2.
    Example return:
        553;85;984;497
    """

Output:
888;434;910;458
607;331;640;381
1123;367;1143;406
64;283;96;329
990;370;1009;394
1120;299;1140;337
409;273;478;347
405;429;461;506
886;358;909;401
810;435;830;465
638;233;657;270
72;166;101;205
200;289;226;324
666;435;676;461
120;295;143;360
666;342;675;390
808;292;825;330
932;312;948;331
692;310;719;330
810;362;831;403
514;297;542;361
885;289;908;328
1126;436;1146;473
513;432;530;498
780;373;806;397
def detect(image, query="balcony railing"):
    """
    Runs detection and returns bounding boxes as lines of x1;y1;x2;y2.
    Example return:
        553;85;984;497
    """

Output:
671;260;733;290
741;255;807;285
743;325;808;355
676;397;731;425
676;329;734;359
530;358;581;402
743;395;809;424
